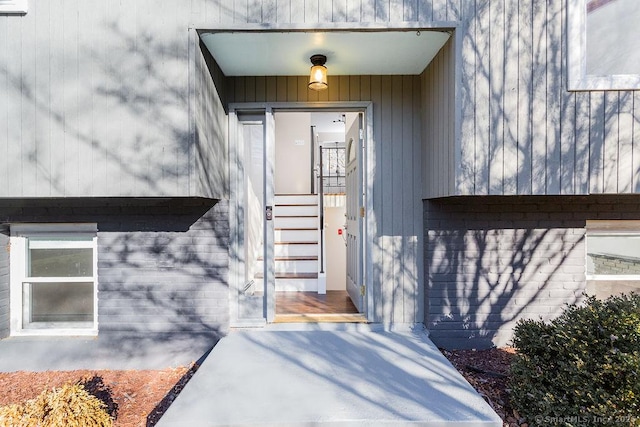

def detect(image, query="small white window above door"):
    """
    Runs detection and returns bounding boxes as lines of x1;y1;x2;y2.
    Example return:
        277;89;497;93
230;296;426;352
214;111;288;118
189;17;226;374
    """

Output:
568;0;640;90
0;0;28;14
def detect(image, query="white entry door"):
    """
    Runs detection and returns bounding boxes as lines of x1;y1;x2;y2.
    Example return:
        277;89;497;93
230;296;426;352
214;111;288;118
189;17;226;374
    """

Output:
345;113;364;312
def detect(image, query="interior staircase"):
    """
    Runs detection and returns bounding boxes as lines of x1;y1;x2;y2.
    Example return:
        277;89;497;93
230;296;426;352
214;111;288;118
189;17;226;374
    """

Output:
257;194;322;292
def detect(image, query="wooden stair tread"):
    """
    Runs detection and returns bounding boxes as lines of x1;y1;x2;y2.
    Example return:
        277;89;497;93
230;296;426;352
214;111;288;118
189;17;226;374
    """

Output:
257;256;318;261
255;272;318;279
274;227;316;231
274;241;318;245
274;313;367;323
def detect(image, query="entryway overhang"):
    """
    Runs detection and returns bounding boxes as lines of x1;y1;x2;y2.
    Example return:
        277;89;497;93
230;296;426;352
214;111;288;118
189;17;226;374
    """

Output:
199;29;451;76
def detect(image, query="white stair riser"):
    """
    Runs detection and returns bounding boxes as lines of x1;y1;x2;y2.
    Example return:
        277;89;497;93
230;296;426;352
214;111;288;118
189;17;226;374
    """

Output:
276;260;318;273
274;216;317;229
275;244;318;257
256;260;318;274
275;278;318;292
275;195;318;205
274;205;318;216
275;229;317;242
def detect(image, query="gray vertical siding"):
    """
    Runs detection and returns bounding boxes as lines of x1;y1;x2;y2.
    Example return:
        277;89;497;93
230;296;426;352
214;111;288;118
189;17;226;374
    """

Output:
456;0;640;196
3;0;639;197
227;74;424;323
194;40;229;199
0;1;194;197
0;230;8;339
425;195;640;349
422;37;455;198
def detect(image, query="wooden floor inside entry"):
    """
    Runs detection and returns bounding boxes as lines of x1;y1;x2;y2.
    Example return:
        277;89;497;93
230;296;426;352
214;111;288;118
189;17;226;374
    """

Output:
275;290;365;323
277;290;358;314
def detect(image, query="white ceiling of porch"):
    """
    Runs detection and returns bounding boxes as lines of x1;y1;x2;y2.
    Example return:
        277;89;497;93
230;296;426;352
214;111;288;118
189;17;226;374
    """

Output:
199;30;451;76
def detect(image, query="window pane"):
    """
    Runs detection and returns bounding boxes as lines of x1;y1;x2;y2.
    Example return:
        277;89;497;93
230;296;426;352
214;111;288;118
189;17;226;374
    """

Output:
587;280;640;300
586;0;640;76
23;282;94;324
586;235;640;275
29;248;93;277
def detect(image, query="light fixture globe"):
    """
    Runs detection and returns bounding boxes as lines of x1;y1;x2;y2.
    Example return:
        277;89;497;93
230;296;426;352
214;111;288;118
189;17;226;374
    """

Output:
308;54;328;91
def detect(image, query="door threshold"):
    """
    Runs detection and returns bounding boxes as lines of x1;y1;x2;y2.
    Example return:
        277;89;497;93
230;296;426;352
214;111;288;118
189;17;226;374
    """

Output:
274;313;367;323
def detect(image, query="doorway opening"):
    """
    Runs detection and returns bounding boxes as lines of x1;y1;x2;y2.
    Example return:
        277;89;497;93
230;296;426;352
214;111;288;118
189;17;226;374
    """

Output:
231;104;370;327
272;111;364;322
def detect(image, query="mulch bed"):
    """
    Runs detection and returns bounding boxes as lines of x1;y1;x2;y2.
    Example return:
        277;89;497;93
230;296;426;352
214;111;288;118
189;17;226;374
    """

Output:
442;347;528;427
0;364;198;427
0;347;523;426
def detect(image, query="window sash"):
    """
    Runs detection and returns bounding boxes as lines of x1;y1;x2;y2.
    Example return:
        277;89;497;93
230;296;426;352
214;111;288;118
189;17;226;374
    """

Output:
28;238;95;249
568;0;640;91
22;281;95;328
9;224;98;336
0;0;28;14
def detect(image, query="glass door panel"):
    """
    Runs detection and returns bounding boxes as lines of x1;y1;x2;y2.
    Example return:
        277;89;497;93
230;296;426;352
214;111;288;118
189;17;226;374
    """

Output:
237;117;266;321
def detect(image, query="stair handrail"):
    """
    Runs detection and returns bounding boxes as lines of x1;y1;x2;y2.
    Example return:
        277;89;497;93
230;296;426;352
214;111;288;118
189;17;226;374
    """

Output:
318;139;325;274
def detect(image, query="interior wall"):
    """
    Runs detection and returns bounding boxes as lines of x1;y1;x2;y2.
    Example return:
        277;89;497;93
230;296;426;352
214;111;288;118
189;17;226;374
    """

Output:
275;112;312;194
325;205;347;291
317;132;345;143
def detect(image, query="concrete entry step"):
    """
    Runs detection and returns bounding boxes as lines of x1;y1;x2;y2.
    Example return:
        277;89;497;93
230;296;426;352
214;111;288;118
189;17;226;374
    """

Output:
156;328;502;426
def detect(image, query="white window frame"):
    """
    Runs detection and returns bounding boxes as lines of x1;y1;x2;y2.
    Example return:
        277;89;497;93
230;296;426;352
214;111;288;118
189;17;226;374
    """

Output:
585;221;640;281
568;0;640;91
9;223;98;336
0;0;28;14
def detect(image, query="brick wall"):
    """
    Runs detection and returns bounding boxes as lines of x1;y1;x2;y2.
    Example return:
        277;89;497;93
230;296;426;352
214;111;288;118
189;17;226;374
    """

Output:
0;228;8;339
425;195;640;349
0;198;229;339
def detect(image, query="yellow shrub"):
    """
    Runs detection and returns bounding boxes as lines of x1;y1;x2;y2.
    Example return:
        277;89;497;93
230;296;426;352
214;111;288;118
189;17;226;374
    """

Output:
0;383;113;427
0;403;30;426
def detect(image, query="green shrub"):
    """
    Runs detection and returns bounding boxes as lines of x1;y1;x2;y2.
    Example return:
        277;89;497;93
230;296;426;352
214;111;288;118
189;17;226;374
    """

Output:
0;383;113;427
510;293;640;426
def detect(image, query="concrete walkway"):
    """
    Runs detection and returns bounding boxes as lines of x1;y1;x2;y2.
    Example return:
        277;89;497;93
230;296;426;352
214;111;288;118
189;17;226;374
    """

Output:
158;326;501;426
0;332;217;371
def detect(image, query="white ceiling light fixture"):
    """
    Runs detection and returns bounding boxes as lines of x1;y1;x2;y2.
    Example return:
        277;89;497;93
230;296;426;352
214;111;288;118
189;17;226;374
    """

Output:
308;54;328;91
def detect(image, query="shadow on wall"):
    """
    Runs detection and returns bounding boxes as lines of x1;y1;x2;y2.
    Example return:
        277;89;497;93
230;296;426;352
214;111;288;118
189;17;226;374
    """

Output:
96;199;230;338
425;196;589;349
0;197;230;345
459;1;640;195
0;12;225;197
